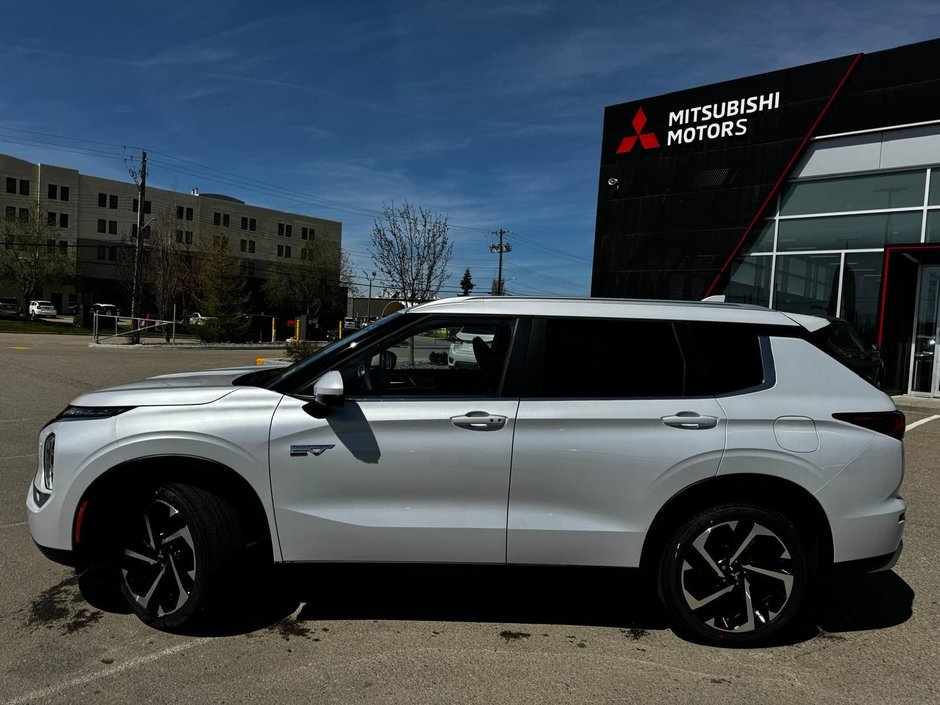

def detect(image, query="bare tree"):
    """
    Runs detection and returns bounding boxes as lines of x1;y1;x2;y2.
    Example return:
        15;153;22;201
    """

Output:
143;209;196;339
371;201;453;303
339;248;361;298
0;200;74;314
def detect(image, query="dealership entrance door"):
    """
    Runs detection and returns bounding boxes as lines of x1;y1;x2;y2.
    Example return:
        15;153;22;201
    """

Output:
911;265;940;395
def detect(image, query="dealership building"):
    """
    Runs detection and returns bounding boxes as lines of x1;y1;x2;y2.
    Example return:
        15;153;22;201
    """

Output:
593;38;940;395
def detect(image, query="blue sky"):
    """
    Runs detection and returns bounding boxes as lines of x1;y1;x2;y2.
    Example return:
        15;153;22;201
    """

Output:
1;1;937;296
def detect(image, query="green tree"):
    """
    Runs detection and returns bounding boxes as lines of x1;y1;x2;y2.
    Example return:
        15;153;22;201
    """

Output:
0;200;74;314
263;238;344;318
194;232;249;342
459;267;474;296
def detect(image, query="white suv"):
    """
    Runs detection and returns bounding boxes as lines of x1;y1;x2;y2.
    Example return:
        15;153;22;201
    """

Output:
27;297;906;645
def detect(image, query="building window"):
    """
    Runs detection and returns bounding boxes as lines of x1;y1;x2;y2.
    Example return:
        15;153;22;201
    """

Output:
222;213;230;227
243;261;255;276
175;229;183;243
278;244;293;258
133;198;139;212
97;219;106;233
58;240;68;255
4;206;14;221
240;239;247;252
249;218;256;231
131;224;138;237
5;177;15;194
59;213;68;228
214;212;221;226
97;245;106;260
144;200;151;214
18;208;28;223
109;194;118;209
98;193;107;207
176;206;184;219
108;220;117;235
302;226;315;240
184;230;193;244
285;224;292;237
241;216;248;230
277;223;284;236
47;212;57;226
46;238;56;253
19;179;29;196
48;184;58;200
240;239;256;254
108;246;117;262
185;207;193;221
60;186;69;202
214;235;228;249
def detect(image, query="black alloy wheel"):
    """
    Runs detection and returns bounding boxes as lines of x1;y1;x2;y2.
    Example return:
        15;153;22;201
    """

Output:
658;504;809;646
119;483;241;629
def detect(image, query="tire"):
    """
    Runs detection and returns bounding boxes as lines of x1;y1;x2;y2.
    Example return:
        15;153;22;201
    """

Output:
118;483;242;630
658;503;809;646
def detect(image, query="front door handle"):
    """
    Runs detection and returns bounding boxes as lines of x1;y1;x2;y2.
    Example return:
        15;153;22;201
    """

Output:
662;412;719;430
451;411;508;431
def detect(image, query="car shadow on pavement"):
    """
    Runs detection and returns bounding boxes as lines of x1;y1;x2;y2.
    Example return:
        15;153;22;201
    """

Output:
289;565;669;631
76;564;914;645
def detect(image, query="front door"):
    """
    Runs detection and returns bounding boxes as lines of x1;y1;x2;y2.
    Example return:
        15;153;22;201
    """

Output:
269;315;521;563
911;265;940;395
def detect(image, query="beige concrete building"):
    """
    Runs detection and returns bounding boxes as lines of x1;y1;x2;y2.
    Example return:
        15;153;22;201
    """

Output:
0;152;342;317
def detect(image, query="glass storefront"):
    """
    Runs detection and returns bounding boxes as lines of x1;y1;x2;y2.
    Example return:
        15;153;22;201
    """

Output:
727;166;940;394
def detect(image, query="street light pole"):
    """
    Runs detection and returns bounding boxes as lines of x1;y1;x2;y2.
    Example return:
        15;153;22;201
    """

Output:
363;270;377;323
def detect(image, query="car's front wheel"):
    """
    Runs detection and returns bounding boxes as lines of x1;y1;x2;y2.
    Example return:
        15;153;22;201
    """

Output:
119;483;241;630
658;503;809;646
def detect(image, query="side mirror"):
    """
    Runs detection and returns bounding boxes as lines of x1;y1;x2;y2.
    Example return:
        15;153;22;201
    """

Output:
379;350;397;370
302;370;344;418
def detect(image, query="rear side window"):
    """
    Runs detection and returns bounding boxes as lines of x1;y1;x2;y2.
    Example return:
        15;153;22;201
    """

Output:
532;318;686;398
688;323;765;395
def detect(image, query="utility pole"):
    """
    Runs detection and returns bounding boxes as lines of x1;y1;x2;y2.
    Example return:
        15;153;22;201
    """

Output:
489;228;511;295
129;150;147;340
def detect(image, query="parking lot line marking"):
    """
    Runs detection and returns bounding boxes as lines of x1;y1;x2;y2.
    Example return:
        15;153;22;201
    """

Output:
906;414;940;432
0;521;26;530
3;639;208;705
7;346;30;350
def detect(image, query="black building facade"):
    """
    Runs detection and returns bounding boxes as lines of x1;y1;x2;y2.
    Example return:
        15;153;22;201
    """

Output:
593;38;940;395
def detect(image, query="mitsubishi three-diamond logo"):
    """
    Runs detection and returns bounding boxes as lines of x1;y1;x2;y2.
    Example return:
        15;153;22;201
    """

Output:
616;107;660;154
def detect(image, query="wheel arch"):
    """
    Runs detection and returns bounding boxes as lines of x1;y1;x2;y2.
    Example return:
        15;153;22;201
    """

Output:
73;455;276;567
639;473;833;577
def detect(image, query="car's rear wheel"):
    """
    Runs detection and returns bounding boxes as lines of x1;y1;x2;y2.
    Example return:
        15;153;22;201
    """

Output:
658;503;809;646
119;483;241;629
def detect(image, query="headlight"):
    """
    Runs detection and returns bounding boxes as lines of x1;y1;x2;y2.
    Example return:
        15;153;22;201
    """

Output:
42;433;55;491
55;406;135;420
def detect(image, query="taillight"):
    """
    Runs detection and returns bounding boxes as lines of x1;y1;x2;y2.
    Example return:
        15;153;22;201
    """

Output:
833;411;906;440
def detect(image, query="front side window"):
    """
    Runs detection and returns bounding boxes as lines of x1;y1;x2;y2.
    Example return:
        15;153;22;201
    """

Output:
336;316;517;398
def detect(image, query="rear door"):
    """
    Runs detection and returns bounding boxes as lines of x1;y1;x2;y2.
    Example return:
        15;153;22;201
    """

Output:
507;317;726;567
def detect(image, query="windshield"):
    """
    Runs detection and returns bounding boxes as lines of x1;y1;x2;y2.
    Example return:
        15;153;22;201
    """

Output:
266;312;405;391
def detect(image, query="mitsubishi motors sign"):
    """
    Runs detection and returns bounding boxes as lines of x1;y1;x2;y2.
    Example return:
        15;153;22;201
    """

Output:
595;50;865;301
615;92;782;154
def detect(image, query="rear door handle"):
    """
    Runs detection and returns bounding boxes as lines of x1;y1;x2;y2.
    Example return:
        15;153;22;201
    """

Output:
662;412;719;430
451;411;508;431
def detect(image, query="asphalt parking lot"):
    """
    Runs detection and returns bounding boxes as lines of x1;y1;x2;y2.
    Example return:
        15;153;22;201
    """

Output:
1;333;938;705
